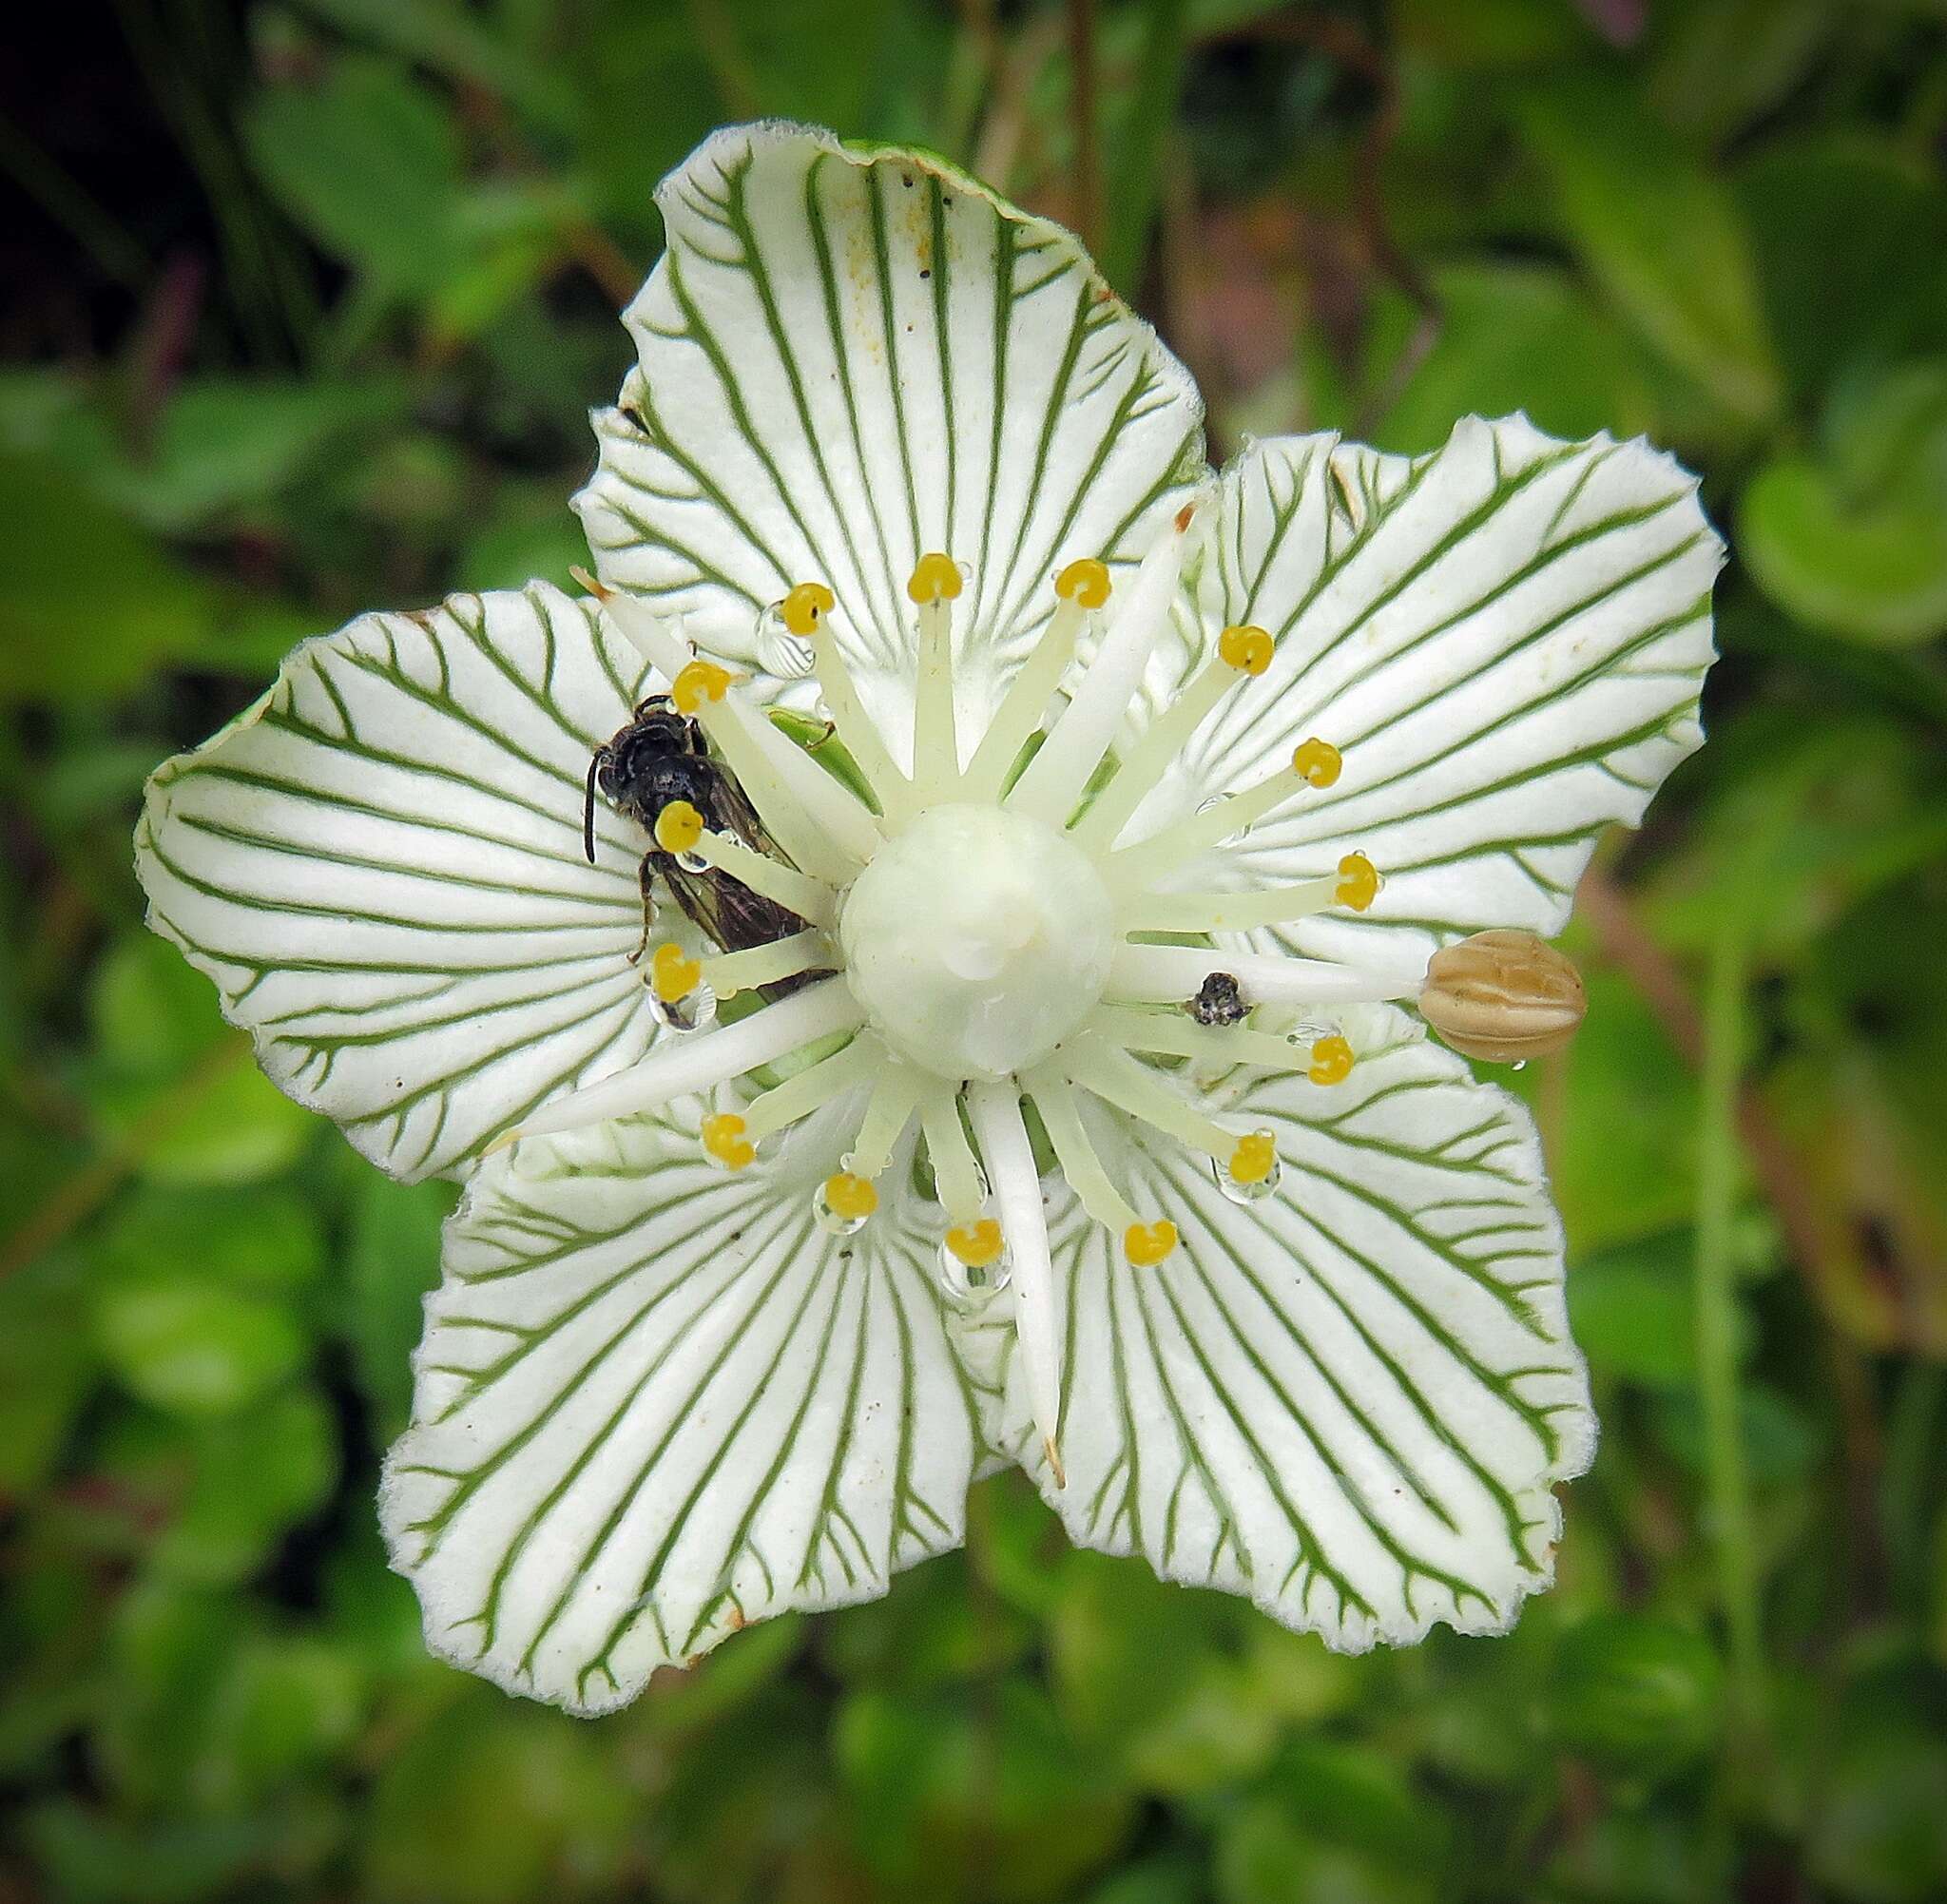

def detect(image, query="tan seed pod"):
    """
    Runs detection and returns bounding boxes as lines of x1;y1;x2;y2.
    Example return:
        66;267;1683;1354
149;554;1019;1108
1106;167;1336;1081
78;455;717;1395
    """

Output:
1418;930;1588;1064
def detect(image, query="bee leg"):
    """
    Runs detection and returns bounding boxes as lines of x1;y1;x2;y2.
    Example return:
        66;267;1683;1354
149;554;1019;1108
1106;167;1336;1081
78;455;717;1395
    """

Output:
627;856;656;966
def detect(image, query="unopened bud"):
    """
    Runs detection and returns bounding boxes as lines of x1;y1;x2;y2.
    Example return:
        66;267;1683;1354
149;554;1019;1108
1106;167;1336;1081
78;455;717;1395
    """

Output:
1418;930;1587;1064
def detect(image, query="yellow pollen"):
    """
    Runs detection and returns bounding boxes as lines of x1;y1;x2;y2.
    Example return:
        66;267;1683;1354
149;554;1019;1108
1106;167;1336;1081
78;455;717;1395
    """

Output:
648;942;702;1003
653;800;704;854
1229;1130;1278;1186
822;1171;878;1221
1335;852;1379;912
1218;625;1274;676
944;1219;1004;1268
1291;738;1342;788
670;659;737;714
1307;1035;1355;1086
1124;1220;1179;1267
907;552;963;605
702;1112;755;1170
779;581;835;636
1053;557;1111;607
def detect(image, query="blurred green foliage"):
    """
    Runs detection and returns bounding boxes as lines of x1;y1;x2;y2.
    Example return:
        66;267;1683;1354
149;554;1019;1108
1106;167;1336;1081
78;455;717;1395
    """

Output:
3;1;1945;1898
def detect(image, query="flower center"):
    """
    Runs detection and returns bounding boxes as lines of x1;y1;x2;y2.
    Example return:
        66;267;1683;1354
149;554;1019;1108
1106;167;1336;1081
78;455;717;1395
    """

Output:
838;803;1113;1081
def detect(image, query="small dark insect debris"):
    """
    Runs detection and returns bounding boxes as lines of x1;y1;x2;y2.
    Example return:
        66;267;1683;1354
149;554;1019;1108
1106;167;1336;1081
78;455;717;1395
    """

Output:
1186;972;1247;1028
901;173;915;188
919;268;931;279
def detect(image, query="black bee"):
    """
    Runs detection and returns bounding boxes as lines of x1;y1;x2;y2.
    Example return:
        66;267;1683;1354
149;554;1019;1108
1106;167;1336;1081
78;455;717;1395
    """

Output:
585;697;823;993
1187;971;1248;1028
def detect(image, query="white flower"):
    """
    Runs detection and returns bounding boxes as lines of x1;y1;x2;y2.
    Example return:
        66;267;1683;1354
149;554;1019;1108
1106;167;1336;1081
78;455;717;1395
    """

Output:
135;123;1723;1714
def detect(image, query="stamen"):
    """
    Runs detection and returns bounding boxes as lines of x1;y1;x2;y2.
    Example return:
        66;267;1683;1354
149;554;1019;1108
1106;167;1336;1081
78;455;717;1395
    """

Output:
916;1084;986;1222
843;1065;925;1179
1228;1130;1278;1185
1107;943;1419;1009
959;559;1105;802
701;929;831;1000
779;582;835;635
647;942;704;1004
944;1219;1004;1268
1071;627;1270;849
909;553;963;802
486;976;861;1149
702;1111;756;1170
1124;1221;1179;1267
1089;1003;1310;1072
1104;736;1342;894
1059;1036;1243;1165
1117;870;1343;933
1334;852;1379;912
822;1171;878;1221
1307;1035;1355;1085
654;803;834;926
597;587;880;878
740;1032;878;1144
1007;499;1206;826
671;659;739;714
965;1080;1065;1490
1022;1066;1139;1232
807;624;910;809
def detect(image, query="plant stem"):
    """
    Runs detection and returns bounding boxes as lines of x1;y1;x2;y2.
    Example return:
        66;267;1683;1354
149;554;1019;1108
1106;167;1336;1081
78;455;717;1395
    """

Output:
1102;0;1190;294
1696;922;1763;1737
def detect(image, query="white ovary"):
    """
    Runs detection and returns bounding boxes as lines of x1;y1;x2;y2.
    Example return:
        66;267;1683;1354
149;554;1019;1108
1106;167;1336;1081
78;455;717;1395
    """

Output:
839;803;1114;1081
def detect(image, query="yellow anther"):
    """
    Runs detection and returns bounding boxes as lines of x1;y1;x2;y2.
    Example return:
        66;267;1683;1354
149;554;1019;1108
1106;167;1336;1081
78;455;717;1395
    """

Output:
1229;1130;1278;1186
779;582;835;636
1307;1034;1355;1087
1291;737;1342;788
907;552;964;605
648;942;702;1003
671;659;738;714
822;1171;878;1221
944;1219;1004;1268
702;1112;755;1171
1335;852;1379;913
1053;557;1112;608
1218;625;1274;676
653;800;704;855
1124;1220;1179;1267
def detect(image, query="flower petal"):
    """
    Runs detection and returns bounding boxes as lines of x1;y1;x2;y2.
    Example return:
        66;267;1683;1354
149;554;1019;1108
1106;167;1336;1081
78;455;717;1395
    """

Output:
1164;415;1722;977
967;1010;1593;1647
574;122;1205;721
135;583;666;1182
382;1115;977;1713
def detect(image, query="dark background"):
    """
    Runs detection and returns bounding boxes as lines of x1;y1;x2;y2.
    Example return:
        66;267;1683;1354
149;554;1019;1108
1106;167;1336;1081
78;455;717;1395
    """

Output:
3;2;1946;1899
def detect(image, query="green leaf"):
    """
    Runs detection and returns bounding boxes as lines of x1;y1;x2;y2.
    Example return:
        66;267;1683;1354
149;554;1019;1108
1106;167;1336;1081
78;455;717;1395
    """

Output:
92;1278;308;1420
1742;457;1947;647
1515;68;1781;423
0;453;218;703
1549;1615;1724;1775
341;1170;451;1439
243;56;465;294
1375;263;1654;454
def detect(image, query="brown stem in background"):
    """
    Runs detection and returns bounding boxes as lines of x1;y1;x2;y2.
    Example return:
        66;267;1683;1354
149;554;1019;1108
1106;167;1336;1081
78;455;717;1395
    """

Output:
1212;7;1442;432
1067;0;1104;255
0;1033;251;1282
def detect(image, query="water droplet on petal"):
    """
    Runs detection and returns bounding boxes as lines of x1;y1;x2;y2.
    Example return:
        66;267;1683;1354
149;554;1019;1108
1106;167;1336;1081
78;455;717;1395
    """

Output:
1213;1153;1281;1204
937;1237;1012;1308
1512;1059;1528;1071
674;848;710;875
648;981;716;1032
753;605;816;679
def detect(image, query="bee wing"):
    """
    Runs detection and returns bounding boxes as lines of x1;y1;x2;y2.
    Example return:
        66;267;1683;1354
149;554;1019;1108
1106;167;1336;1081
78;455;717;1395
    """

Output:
655;856;806;959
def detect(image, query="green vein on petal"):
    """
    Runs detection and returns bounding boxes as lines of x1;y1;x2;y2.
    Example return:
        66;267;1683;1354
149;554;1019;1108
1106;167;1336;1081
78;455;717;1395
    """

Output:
134;582;672;1184
1149;414;1724;979
572;120;1207;735
950;1005;1592;1651
382;1115;977;1714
